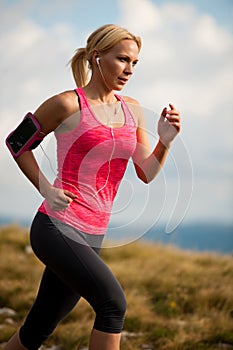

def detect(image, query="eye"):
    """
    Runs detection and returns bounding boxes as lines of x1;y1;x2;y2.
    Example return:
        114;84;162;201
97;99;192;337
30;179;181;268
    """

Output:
118;57;138;66
118;57;127;62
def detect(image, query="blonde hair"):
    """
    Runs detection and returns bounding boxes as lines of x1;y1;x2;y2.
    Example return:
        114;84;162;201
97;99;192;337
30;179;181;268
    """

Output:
70;24;142;87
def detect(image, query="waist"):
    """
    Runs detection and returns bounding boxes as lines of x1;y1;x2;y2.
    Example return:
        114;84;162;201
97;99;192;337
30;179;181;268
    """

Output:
38;197;112;235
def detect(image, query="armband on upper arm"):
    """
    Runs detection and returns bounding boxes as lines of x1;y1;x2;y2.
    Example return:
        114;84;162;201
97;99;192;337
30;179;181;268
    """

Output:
5;112;46;158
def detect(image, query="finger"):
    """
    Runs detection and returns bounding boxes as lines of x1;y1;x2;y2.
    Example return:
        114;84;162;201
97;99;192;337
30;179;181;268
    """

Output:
169;103;176;110
64;190;77;199
169;122;181;132
54;197;70;207
51;201;69;211
61;198;72;207
55;203;70;211
166;107;180;117
53;193;72;207
166;115;180;123
161;107;167;118
165;105;179;116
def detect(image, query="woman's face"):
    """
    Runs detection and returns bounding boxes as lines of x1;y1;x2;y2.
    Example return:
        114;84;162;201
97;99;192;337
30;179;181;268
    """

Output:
97;39;139;91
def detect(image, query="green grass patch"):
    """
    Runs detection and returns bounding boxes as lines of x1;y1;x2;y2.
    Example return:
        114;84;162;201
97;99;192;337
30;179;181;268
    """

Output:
1;225;233;350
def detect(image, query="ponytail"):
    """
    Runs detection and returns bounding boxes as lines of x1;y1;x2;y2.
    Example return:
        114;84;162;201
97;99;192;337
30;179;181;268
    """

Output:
70;47;89;87
70;24;142;88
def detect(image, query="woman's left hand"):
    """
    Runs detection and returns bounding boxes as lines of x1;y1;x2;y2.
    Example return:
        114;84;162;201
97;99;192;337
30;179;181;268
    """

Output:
158;103;181;147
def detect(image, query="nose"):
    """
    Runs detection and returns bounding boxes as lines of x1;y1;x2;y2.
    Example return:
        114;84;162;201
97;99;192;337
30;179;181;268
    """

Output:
124;62;134;75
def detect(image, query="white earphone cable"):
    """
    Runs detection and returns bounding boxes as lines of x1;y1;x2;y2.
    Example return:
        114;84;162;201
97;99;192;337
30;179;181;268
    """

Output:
39;101;121;200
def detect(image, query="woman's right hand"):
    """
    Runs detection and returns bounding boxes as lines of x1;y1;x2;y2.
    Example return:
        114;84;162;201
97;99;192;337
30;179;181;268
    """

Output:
45;186;77;211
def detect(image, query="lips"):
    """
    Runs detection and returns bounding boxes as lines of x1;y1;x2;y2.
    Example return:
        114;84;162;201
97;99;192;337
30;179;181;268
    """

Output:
118;77;128;84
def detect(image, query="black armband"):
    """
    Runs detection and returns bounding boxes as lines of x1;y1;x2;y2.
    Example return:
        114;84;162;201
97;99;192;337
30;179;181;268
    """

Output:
5;112;45;158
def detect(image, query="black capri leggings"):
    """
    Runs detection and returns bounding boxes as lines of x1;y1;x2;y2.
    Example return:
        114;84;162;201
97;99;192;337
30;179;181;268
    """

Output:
19;212;126;350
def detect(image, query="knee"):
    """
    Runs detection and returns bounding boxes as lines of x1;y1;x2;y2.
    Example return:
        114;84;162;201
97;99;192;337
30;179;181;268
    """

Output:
94;290;127;333
108;291;127;318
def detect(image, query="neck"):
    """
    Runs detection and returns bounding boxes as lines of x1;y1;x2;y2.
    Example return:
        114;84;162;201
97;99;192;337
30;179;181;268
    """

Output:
83;81;117;104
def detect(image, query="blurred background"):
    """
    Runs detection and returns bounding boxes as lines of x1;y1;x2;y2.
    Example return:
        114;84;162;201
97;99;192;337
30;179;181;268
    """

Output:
0;0;232;253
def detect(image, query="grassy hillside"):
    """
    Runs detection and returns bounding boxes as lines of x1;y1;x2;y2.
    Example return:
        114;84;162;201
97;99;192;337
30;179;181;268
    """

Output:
0;225;233;350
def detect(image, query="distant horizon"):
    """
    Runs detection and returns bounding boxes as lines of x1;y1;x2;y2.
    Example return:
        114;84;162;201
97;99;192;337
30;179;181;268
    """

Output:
1;213;233;228
1;214;232;255
1;0;233;228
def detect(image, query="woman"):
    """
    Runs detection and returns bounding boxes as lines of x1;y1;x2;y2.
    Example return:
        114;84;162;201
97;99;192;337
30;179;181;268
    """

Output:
5;24;180;350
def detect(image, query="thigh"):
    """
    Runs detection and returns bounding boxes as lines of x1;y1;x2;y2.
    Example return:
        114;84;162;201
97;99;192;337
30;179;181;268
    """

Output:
30;213;124;312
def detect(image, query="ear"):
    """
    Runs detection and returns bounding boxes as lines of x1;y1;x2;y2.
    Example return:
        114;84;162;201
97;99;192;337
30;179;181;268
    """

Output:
92;50;100;66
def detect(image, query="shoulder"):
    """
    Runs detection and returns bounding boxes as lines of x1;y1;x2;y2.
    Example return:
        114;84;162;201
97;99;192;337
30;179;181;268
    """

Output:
121;95;142;127
121;95;140;106
34;90;79;133
37;90;79;118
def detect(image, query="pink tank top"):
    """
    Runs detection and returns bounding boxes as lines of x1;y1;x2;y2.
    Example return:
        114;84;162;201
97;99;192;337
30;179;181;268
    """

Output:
38;88;137;235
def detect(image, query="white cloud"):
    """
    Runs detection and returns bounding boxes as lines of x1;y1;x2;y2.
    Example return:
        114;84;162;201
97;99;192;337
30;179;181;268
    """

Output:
119;0;162;33
0;3;79;221
0;0;232;225
119;0;233;224
120;1;233;113
0;7;79;136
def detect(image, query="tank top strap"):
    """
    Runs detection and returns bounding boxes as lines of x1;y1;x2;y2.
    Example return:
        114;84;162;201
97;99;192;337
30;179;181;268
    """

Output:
74;88;136;128
114;94;136;128
74;87;89;111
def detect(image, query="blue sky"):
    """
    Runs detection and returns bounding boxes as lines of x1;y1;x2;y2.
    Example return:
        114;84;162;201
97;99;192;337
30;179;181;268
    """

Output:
3;0;233;31
0;0;232;233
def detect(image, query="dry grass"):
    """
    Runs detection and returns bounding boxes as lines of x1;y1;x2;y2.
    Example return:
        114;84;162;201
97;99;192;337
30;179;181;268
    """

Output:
0;225;233;349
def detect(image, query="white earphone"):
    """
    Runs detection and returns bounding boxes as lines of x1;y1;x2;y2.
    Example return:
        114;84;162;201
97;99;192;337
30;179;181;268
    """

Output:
40;52;118;200
96;56;107;85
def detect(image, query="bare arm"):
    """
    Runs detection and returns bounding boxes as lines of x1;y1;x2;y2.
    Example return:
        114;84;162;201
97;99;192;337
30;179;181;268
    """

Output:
132;101;181;183
12;91;79;210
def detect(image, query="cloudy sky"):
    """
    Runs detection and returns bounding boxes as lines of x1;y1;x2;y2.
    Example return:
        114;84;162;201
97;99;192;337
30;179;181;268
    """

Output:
0;0;232;234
